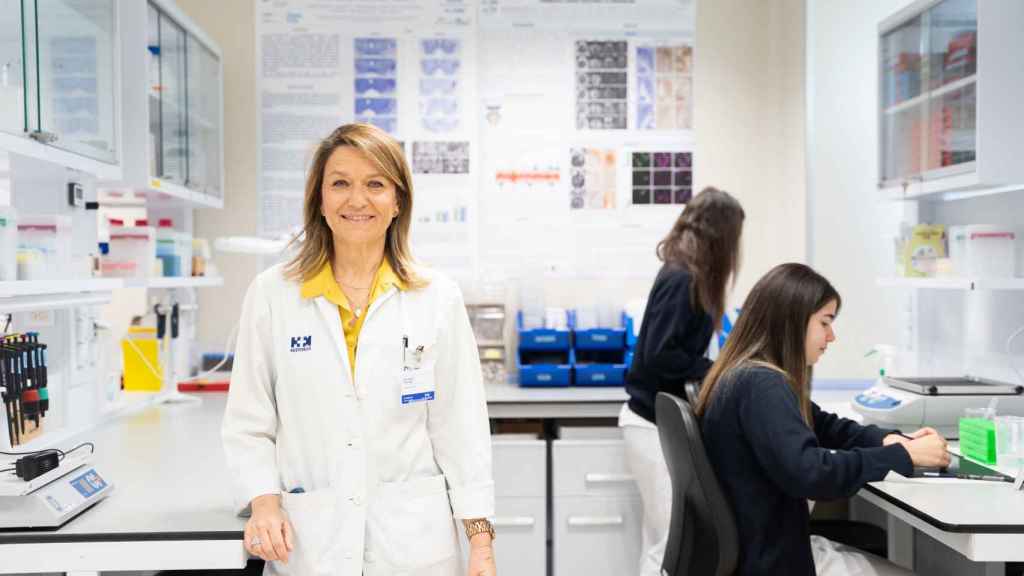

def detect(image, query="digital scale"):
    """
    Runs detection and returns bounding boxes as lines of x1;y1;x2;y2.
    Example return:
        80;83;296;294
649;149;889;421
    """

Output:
853;376;1024;438
0;451;114;530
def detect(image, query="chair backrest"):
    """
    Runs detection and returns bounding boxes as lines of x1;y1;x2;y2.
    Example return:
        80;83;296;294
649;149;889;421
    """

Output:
683;380;701;407
656;391;739;576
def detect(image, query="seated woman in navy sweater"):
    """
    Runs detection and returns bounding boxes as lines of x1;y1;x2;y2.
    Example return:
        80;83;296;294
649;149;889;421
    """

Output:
694;263;949;576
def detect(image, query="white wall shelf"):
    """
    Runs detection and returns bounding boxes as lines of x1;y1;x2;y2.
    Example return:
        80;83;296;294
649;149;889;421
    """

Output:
877;277;1024;291
99;177;223;209
123;276;223;289
0;292;112;313
0;133;122;182
0;279;125;298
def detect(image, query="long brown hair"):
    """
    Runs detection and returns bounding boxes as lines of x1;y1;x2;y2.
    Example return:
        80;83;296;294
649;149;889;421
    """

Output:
694;263;842;425
656;187;744;328
284;123;425;288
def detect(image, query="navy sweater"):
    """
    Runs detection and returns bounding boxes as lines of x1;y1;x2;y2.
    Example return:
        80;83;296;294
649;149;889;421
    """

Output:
700;366;913;576
626;265;714;423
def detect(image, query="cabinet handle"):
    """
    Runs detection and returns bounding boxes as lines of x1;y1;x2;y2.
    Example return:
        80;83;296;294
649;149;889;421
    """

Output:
29;130;58;144
493;516;535;527
567;515;624;527
585;472;634;484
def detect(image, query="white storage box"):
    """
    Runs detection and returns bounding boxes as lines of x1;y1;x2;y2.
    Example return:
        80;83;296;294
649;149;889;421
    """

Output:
155;220;193;277
0;206;16;281
16;214;72;280
103;222;156;278
949;225;1016;278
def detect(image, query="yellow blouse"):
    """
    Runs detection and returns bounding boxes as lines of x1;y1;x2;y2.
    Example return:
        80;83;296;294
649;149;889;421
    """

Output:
300;258;406;375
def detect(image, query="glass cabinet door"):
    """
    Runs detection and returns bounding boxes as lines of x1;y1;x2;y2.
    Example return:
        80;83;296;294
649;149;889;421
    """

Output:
880;14;926;183
926;0;976;172
158;12;187;184
0;0;28;136
186;36;221;198
35;0;117;163
147;2;159;178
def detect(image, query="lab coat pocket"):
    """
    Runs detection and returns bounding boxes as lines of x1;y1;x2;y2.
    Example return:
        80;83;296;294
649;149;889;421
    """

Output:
278;490;336;576
368;474;459;570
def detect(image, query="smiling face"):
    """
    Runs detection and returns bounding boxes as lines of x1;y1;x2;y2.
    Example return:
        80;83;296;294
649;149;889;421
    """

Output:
319;146;399;250
805;299;838;366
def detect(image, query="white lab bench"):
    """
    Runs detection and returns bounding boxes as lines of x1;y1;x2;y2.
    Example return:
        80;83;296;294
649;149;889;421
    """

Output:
860;474;1024;576
815;382;1024;576
484;380;628;418
0;396;247;575
4;382;1022;576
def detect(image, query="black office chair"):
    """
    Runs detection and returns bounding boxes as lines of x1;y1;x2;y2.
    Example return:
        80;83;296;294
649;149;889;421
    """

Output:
656;391;738;576
683;380;701;407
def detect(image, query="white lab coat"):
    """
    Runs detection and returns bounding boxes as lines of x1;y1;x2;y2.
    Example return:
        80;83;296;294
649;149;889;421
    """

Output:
222;263;495;576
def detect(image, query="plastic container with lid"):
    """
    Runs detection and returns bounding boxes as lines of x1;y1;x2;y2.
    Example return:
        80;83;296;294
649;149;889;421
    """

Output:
0;206;16;281
102;218;156;278
16;214;72;280
948;224;1016;278
155;218;192;277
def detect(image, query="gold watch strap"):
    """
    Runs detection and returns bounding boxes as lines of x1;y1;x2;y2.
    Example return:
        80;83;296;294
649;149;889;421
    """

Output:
465;518;495;541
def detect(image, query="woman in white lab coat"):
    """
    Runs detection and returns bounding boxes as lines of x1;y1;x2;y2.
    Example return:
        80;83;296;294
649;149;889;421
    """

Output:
222;123;496;576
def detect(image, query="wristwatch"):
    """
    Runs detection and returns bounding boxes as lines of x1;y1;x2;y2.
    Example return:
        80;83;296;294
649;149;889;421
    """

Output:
465;518;496;541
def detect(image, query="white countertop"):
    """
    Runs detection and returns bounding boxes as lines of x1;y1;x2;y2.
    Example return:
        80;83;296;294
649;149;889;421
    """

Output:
0;394;244;542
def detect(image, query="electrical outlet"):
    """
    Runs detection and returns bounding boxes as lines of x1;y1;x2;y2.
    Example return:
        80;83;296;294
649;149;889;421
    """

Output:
67;182;84;207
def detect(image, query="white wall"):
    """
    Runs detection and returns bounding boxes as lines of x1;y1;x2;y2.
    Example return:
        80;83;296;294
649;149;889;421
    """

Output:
176;0;807;357
807;0;916;378
175;0;264;359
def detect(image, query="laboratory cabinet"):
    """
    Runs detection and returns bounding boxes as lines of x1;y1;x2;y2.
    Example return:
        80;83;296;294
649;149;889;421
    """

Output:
878;0;1024;198
0;0;120;176
552;435;642;576
491;437;547;576
112;0;223;207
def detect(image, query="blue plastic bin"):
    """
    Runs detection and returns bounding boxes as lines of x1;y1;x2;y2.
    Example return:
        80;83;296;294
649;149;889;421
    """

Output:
518;348;573;387
517;311;571;351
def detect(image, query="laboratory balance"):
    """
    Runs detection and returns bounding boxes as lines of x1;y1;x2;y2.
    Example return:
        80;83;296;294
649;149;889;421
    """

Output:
853;376;1024;438
0;450;114;530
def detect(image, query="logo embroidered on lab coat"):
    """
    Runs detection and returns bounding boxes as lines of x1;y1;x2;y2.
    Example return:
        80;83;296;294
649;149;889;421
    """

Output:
289;335;312;352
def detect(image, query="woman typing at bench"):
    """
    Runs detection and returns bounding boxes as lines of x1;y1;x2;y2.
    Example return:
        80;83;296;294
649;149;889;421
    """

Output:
693;263;949;576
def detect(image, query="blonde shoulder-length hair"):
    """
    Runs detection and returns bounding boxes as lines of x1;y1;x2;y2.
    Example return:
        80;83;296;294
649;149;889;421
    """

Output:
284;123;426;289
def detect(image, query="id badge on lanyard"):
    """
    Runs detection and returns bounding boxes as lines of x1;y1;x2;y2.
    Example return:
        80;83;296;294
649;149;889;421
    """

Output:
398;293;436;405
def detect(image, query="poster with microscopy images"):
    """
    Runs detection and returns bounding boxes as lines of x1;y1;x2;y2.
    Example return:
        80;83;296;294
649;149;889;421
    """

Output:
575;41;628;130
631;151;692;205
412;141;470;174
354;37;398;134
570;147;617;209
420;38;462;134
636;43;693;130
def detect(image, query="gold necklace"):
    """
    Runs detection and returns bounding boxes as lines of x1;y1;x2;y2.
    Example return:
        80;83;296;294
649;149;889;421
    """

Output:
333;276;370;289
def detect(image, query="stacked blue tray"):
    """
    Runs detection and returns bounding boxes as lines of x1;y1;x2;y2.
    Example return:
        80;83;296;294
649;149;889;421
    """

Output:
516;311;573;387
574;312;629;387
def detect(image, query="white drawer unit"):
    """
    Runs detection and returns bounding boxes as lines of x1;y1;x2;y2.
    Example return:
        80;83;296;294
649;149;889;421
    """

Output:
490;436;547;576
553;494;643;576
552;437;638;498
552;434;643;575
493;435;547;498
493;496;547;576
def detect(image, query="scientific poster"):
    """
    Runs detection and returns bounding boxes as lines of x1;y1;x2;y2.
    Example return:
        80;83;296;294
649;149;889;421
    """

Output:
257;0;694;282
